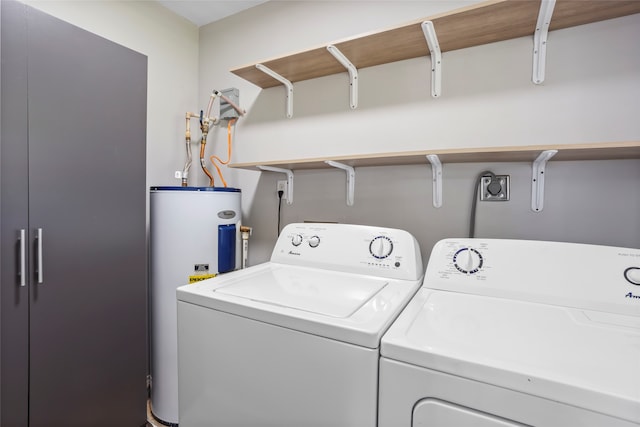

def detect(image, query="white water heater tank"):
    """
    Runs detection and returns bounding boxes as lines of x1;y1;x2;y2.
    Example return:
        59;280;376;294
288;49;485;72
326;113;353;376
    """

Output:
149;186;241;426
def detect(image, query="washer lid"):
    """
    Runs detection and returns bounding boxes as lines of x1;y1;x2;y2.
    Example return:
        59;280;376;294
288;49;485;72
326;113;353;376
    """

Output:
177;263;422;348
381;288;640;424
214;265;387;318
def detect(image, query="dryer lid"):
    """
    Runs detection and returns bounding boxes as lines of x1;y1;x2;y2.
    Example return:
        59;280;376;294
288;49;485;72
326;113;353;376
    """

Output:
381;288;640;424
214;264;387;318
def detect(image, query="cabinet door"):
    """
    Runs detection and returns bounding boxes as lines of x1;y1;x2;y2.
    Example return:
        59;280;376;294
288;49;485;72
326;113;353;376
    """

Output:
26;7;148;427
0;2;30;426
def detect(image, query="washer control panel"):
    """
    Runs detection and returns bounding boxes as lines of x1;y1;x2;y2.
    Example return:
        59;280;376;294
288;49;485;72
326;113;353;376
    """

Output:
452;247;483;274
291;234;304;247
272;223;423;281
370;236;394;259
624;267;640;285
289;233;322;248
425;238;640;317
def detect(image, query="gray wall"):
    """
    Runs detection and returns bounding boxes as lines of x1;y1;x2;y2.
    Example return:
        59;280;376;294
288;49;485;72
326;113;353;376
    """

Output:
245;159;640;267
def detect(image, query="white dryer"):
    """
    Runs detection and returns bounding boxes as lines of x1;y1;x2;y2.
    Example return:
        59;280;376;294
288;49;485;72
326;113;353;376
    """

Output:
379;238;640;427
177;223;423;426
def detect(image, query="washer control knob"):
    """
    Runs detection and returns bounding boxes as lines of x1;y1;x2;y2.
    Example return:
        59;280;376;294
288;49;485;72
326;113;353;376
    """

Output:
291;234;303;247
625;267;640;285
453;247;483;274
308;235;320;248
370;236;393;259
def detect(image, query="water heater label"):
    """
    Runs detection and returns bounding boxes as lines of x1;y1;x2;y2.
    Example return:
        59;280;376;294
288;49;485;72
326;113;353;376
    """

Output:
194;264;209;272
189;274;216;284
218;210;236;219
189;264;214;283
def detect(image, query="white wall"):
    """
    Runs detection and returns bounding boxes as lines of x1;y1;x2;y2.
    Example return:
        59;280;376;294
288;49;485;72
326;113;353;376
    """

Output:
198;1;640;265
23;0;199;188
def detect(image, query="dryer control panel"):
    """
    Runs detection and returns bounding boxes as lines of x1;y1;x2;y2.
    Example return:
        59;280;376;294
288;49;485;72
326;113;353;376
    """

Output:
271;223;423;281
425;238;640;317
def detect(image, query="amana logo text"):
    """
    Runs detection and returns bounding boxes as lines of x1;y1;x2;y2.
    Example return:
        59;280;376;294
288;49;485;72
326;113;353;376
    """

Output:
625;292;640;300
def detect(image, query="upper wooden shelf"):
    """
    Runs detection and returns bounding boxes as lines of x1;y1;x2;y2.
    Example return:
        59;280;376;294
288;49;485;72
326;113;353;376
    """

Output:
229;1;640;172
228;141;640;171
231;0;640;88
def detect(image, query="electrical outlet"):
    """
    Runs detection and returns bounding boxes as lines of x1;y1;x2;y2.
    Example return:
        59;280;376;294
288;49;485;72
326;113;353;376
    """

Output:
480;175;510;201
277;180;288;200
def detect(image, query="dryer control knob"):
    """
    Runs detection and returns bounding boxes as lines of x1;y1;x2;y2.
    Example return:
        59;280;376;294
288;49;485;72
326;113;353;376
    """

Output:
370;236;393;259
308;236;320;248
624;267;640;285
453;247;483;274
291;234;303;246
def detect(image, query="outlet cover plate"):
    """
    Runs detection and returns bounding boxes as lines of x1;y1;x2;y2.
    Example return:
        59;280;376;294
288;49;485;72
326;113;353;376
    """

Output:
277;180;288;200
481;175;510;201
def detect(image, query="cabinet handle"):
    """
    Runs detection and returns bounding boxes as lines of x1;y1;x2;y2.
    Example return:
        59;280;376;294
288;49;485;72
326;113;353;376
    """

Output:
36;228;44;284
19;229;26;287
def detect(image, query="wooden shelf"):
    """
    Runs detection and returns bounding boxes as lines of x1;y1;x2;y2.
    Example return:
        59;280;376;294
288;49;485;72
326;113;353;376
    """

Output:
231;0;640;89
228;141;640;171
228;1;640;174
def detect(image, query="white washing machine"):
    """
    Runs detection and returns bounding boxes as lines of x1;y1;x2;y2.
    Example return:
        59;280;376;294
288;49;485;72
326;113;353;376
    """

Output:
176;223;423;426
379;238;640;427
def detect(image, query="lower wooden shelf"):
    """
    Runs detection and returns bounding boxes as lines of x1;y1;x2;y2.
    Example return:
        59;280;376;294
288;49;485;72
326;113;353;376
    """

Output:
228;141;640;171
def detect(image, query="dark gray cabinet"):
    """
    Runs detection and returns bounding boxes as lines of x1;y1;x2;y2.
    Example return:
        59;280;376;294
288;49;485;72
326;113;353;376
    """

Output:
1;2;148;426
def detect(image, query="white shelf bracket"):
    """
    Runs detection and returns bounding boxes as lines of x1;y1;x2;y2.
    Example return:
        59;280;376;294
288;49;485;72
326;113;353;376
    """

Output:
326;45;358;109
258;165;294;205
325;160;355;206
532;0;556;84
421;21;442;98
256;63;294;118
531;149;557;212
426;155;443;208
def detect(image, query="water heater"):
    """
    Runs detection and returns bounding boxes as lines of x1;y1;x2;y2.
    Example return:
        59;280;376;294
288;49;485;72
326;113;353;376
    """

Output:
149;186;241;425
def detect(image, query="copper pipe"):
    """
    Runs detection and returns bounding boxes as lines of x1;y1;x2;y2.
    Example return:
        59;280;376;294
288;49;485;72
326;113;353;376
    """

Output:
182;113;193;186
199;137;215;187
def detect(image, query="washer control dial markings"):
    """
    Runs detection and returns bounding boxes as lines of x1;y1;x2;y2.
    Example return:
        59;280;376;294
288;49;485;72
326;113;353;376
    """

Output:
291;234;303;246
624;267;640;285
370;236;393;259
453;247;483;274
308;235;320;248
